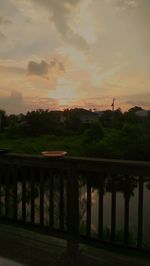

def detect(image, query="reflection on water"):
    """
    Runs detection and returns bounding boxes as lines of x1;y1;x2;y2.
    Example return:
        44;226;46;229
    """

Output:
0;171;150;249
79;174;150;248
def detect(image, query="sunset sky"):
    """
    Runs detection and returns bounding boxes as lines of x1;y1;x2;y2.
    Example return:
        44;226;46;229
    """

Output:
0;0;150;114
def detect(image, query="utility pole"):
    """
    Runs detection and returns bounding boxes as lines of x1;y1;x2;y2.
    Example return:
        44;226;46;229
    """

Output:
111;98;115;127
111;98;115;112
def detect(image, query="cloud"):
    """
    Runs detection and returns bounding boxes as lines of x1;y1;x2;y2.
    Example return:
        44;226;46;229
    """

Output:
0;32;6;41
115;0;138;9
27;58;65;78
0;16;12;25
26;96;59;111
0;90;25;114
25;0;88;49
0;65;25;74
28;60;49;77
123;99;150;108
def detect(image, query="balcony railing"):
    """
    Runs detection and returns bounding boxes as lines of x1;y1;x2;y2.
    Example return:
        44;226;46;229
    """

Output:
0;153;150;253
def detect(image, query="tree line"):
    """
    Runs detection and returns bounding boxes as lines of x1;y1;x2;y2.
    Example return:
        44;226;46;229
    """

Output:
0;106;150;160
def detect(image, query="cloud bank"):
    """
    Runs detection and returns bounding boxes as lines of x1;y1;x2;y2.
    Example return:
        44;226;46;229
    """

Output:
24;0;88;49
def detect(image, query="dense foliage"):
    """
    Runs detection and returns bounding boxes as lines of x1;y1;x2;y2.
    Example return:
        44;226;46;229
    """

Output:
0;107;150;160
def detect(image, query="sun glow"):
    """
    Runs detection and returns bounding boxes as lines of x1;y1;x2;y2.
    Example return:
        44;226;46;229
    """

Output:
48;77;79;105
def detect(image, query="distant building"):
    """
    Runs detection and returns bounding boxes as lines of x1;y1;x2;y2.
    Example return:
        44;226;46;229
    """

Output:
60;108;100;124
135;110;148;117
79;112;99;123
94;111;104;118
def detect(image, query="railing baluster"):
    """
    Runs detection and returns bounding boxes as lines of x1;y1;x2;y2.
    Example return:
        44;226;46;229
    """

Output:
86;179;91;237
59;172;64;230
98;177;104;239
5;168;9;217
30;168;35;224
67;161;79;255
13;167;18;220
111;174;116;241
124;175;130;245
40;168;44;226
0;167;2;217
0;155;149;253
22;168;26;222
49;171;54;228
137;176;144;248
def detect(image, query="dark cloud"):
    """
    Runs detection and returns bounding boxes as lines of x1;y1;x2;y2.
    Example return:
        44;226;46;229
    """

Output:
28;60;49;76
27;0;88;50
27;59;65;77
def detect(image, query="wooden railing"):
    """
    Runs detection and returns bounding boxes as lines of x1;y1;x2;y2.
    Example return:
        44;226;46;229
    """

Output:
0;153;150;253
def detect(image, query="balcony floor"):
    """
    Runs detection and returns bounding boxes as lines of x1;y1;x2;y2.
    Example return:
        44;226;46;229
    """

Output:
0;224;150;266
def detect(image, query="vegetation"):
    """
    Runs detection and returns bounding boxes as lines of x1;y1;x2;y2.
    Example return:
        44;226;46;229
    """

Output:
0;107;150;160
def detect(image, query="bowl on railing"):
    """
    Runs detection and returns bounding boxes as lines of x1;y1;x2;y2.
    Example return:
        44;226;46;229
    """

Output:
41;151;67;158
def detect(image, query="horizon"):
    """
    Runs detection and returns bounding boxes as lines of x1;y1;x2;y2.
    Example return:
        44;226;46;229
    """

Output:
0;0;150;114
2;104;150;116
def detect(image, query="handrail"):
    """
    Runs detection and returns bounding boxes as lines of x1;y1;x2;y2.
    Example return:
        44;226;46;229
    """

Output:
0;153;150;253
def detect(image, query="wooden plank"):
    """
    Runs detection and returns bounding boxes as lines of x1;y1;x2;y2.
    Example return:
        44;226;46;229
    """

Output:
137;176;144;248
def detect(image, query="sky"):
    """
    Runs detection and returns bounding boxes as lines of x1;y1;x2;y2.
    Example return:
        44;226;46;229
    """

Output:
0;0;150;114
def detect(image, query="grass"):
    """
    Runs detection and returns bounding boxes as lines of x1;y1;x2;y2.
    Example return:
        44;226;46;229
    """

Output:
0;134;84;156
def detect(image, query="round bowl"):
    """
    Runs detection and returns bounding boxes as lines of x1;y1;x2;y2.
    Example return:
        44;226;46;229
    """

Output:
41;151;67;157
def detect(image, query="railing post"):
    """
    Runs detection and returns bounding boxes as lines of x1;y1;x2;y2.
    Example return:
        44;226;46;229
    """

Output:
67;160;79;255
